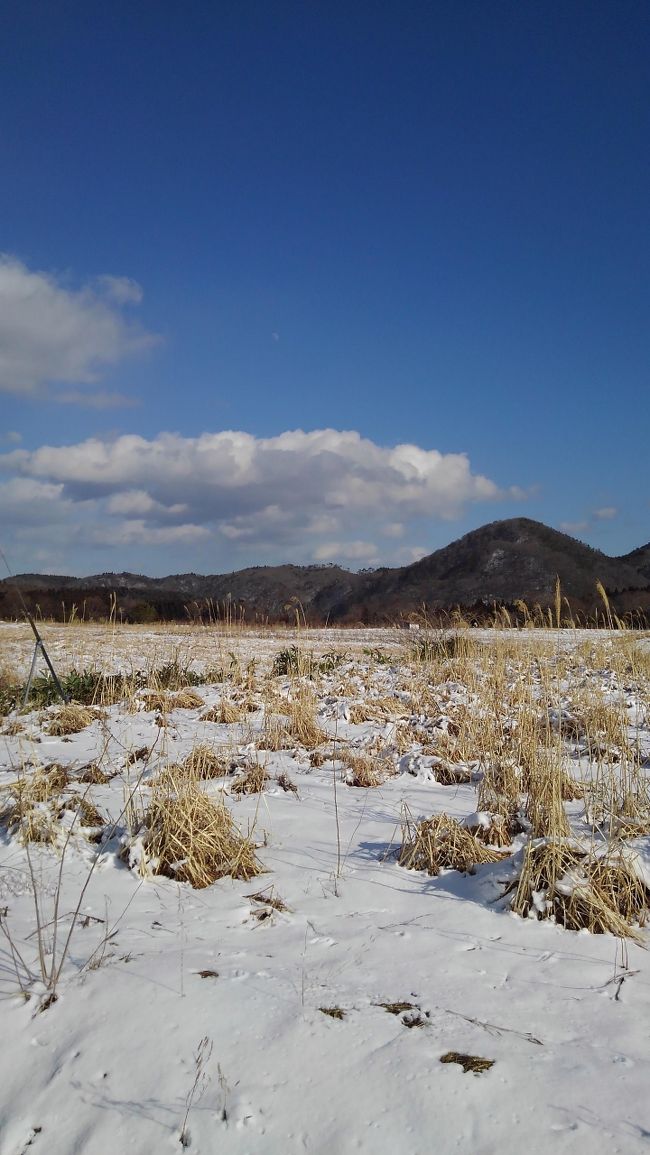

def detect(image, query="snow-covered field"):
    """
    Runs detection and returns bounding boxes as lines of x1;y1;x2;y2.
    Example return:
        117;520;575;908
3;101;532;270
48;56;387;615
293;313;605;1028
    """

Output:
1;623;649;1154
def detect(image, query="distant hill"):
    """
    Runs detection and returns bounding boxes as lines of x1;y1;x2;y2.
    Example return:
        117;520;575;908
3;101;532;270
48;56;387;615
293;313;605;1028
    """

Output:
1;518;649;624
618;542;650;583
354;518;648;619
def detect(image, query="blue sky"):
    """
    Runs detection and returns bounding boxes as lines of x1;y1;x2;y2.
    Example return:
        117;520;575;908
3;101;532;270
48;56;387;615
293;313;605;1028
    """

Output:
0;1;648;576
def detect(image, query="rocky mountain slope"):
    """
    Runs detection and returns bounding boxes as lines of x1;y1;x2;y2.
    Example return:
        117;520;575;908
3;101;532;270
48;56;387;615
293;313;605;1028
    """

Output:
2;519;649;623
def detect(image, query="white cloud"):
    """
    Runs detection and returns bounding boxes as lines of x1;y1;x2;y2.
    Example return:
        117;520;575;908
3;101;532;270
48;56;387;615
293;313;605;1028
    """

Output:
395;545;429;564
593;506;617;520
559;520;589;534
313;540;379;563
0;476;79;528
0;255;158;397
91;520;210;547
2;428;520;517
95;275;144;305
0;427;524;570
106;490;188;517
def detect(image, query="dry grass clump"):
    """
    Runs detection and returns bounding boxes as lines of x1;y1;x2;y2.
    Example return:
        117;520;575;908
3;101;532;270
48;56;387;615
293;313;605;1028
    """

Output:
344;753;383;788
141;689;204;712
260;697;325;751
2;718;25;736
276;771;299;795
60;794;105;831
0;667;22;717
77;761;114;784
201;700;243;724
399;810;506;875
140;781;263;888
478;759;521;823
440;1052;494;1075
613;817;650;838
391;722;422;755
1;769;60;844
260;716;291;752
348;697;406;724
230;763;268;796
285;694;326;749
584;766;650;839
2;802;57;844
511;841;649;940
9;763;69;804
523;751;574;839
1;765;104;845
182;744;230;779
465;813;513;848
559;695;630;751
46;704;99;735
431;758;473;786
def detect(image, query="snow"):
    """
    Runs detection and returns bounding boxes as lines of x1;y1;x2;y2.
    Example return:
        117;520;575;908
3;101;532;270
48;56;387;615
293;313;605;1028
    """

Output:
1;624;649;1153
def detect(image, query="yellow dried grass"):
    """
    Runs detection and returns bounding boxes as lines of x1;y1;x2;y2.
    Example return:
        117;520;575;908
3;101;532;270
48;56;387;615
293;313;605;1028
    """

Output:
142;689;204;712
399;810;506;875
143;781;263;888
344;754;384;788
182;744;230;779
230;763;268;796
201;700;243;724
46;704;98;735
511;841;649;940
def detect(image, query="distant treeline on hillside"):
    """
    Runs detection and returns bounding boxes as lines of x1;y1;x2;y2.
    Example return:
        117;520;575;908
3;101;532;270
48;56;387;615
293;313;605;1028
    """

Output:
2;518;649;626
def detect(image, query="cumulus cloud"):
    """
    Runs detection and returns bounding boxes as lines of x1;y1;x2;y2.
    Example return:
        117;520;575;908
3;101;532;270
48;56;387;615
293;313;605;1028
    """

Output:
0;255;158;397
0;477;69;522
0;427;524;570
559;520;589;535
2;428;520;515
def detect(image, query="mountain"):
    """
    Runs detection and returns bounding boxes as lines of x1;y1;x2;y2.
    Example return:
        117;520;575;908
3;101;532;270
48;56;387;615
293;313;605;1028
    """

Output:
355;518;648;618
1;519;649;624
618;542;650;584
